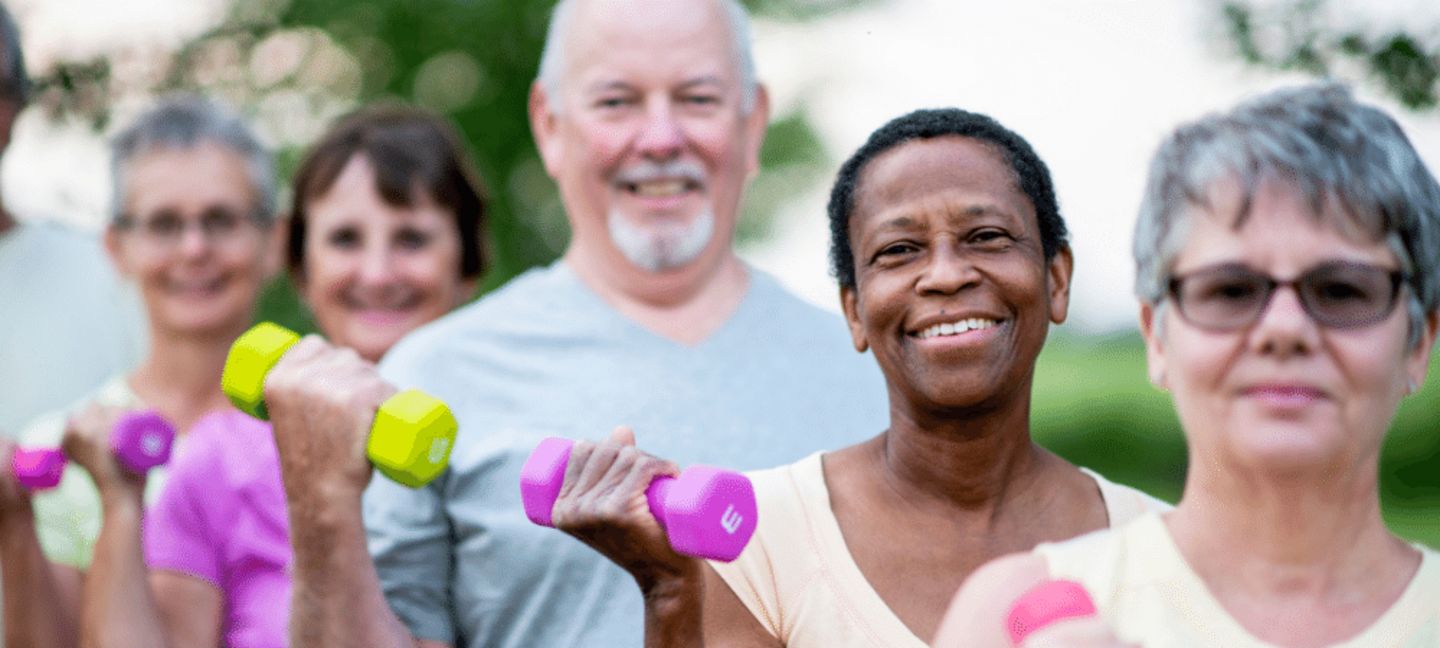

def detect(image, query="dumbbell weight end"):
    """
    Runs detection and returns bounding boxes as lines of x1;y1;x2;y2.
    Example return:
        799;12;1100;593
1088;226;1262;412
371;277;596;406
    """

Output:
222;322;302;421
1005;580;1097;646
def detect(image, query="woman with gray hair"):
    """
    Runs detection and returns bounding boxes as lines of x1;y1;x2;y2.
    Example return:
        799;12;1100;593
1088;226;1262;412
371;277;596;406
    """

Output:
0;95;281;648
934;83;1440;647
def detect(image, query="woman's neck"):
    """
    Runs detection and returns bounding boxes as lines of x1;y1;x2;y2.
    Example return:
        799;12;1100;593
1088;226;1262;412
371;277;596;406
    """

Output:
1166;459;1420;647
874;394;1051;512
127;323;246;432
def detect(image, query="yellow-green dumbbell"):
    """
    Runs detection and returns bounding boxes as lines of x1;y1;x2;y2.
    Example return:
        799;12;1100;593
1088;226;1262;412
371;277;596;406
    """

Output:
223;322;457;488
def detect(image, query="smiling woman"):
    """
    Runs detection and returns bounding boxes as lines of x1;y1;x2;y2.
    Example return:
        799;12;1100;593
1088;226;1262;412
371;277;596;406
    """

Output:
934;83;1440;648
60;103;489;648
636;107;1170;648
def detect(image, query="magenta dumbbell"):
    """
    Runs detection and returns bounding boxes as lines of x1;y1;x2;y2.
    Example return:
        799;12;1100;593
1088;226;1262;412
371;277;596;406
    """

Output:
11;410;175;491
1005;580;1097;646
519;437;758;562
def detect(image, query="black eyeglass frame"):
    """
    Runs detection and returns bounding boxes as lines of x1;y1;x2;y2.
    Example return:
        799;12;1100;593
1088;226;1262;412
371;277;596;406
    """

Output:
1165;261;1409;332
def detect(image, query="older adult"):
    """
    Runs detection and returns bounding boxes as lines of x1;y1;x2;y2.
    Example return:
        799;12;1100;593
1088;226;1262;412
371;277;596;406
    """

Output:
257;0;888;646
0;95;280;647
0;0;144;438
65;104;485;648
546;108;1171;646
935;83;1440;648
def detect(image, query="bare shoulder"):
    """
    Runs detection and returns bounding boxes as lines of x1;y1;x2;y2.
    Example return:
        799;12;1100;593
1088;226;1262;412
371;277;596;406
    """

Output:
932;552;1052;648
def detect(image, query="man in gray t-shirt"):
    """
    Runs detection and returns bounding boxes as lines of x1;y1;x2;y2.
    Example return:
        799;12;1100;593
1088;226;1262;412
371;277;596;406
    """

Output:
264;0;888;646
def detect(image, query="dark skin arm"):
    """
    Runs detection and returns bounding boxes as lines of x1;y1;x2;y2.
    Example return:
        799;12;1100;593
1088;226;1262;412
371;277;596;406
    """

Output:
548;427;782;647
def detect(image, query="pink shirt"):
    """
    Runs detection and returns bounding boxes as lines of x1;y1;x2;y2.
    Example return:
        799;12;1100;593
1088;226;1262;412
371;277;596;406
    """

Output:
145;410;290;648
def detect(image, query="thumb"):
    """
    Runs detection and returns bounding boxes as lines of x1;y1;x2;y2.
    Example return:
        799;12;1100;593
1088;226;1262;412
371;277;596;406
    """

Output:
609;425;636;447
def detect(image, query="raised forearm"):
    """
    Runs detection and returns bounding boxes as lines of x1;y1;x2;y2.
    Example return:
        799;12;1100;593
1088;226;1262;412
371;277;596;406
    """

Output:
82;491;169;648
288;492;420;648
642;568;706;648
0;509;79;648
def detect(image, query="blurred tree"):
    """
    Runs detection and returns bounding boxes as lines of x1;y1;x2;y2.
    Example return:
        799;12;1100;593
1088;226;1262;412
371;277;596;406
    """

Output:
1217;0;1439;110
27;0;879;332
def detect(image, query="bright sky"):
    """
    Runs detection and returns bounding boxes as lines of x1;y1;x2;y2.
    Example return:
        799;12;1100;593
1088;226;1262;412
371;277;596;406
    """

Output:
5;0;1438;333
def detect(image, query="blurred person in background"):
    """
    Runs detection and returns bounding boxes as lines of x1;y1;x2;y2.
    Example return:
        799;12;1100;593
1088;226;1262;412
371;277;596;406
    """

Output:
0;1;145;439
253;0;889;646
0;95;281;648
935;83;1440;648
66;104;485;648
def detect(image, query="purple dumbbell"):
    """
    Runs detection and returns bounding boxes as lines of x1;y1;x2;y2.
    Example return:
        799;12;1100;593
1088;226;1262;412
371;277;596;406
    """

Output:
519;437;759;562
11;410;175;491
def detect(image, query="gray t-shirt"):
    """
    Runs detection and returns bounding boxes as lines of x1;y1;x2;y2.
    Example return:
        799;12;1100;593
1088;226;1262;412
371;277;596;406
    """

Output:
368;262;889;647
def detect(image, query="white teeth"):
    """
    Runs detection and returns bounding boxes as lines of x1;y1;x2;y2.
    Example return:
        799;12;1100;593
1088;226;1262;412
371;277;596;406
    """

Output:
630;179;687;198
917;318;997;339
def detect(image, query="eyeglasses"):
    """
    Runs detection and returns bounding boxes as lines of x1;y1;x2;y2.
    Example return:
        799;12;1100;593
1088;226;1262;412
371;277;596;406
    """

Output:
1166;261;1406;331
115;208;261;249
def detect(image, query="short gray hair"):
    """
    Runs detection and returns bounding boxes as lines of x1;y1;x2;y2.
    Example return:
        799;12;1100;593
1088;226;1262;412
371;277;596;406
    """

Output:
0;1;30;106
535;0;758;115
1133;83;1440;346
111;96;276;224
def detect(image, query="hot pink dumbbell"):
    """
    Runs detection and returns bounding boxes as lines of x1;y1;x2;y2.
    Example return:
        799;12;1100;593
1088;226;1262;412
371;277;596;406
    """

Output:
11;410;175;491
519;437;759;562
1005;580;1097;646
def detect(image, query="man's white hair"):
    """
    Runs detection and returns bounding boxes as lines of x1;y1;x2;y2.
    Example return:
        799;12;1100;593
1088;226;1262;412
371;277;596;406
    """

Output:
535;0;759;115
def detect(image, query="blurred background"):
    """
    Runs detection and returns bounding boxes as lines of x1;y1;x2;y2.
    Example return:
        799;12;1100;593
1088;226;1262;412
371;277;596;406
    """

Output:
4;0;1438;546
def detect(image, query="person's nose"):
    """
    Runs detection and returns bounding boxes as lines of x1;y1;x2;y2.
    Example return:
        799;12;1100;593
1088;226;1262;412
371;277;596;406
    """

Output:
915;242;980;296
635;98;684;161
175;220;211;259
1248;284;1318;359
357;240;399;288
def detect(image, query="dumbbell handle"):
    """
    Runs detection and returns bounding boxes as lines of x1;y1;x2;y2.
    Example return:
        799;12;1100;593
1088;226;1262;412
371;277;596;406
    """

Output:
519;437;758;562
1005;580;1097;646
11;410;175;491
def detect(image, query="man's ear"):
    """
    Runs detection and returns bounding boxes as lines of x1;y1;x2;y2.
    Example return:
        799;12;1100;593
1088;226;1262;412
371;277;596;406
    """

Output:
530;82;563;178
742;84;770;180
840;285;869;353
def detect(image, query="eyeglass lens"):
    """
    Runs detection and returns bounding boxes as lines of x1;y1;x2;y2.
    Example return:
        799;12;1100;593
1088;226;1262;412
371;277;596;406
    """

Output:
124;207;250;244
1170;262;1402;330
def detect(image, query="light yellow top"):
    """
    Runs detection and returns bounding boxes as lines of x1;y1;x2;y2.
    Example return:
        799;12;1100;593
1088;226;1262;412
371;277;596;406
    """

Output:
21;374;179;569
1035;513;1440;647
710;452;1173;647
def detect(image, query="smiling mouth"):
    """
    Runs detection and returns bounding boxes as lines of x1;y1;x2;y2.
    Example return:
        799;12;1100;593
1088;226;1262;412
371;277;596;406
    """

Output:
915;318;999;339
166;276;226;296
623;179;698;198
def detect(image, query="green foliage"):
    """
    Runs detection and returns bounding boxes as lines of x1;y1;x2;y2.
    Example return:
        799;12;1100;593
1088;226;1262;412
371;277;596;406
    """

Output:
1032;330;1440;549
1218;0;1440;110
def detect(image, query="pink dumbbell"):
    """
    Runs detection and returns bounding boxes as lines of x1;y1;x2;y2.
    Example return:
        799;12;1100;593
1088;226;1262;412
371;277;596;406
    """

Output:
1005;580;1097;646
11;410;175;491
519;437;759;562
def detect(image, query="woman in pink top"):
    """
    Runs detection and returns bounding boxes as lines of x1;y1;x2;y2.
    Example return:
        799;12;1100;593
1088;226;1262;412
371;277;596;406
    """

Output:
68;104;487;648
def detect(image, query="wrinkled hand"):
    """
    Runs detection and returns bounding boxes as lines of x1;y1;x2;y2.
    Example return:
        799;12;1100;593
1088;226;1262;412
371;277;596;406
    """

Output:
550;426;698;591
0;436;35;522
61;403;139;497
1020;616;1138;648
263;335;396;505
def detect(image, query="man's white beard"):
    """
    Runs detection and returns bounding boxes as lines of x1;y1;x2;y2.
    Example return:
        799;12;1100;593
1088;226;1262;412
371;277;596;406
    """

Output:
607;208;715;273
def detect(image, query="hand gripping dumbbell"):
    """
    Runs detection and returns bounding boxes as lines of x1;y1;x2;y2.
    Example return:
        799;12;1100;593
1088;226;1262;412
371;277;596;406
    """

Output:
222;322;457;489
519;437;758;562
1005;580;1097;646
10;410;175;491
